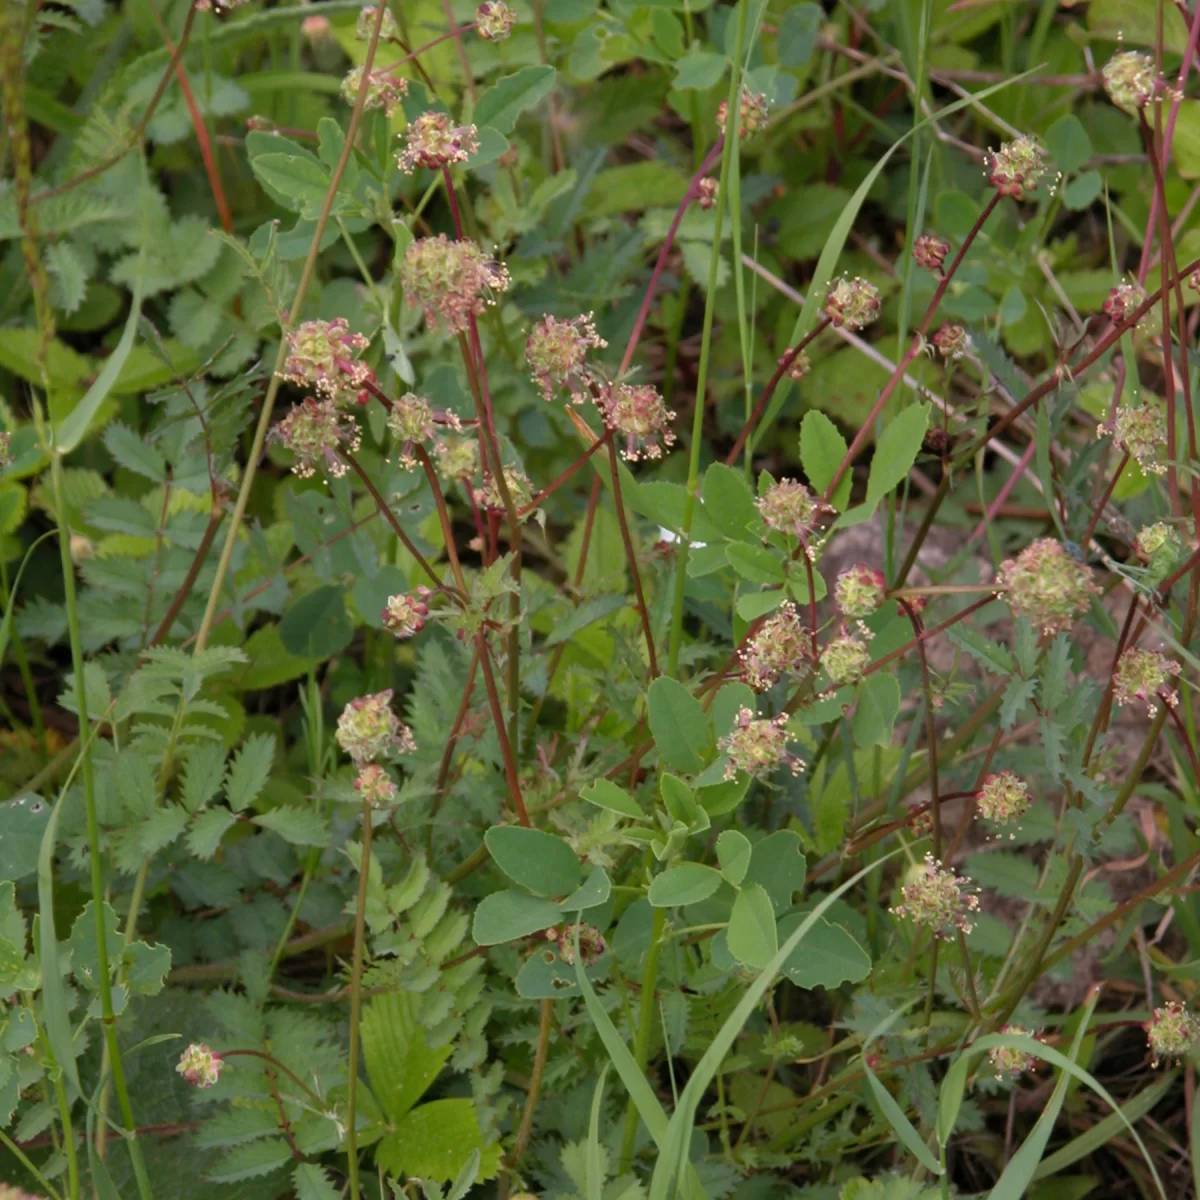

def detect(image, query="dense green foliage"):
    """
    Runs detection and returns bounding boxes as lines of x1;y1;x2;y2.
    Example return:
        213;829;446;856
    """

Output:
3;0;1200;1196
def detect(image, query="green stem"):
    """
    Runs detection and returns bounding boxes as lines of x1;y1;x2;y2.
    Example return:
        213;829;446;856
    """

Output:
190;0;392;655
51;455;153;1200
345;800;373;1199
619;903;666;1171
0;559;45;753
666;0;749;676
0;1127;63;1200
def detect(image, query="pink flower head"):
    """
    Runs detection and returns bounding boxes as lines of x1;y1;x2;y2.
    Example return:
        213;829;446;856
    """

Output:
478;463;535;514
475;0;515;39
756;478;820;539
398;111;480;173
1102;50;1160;111
302;14;330;40
382;590;430;638
824;276;880;331
1102;280;1146;325
1113;647;1180;714
341;65;408;116
892;854;979;940
400;235;511;334
280;318;374;405
716;87;770;138
1146;1001;1200;1067
526;313;607;404
271;397;361;479
1111;402;1168;476
177;1043;223;1088
741;601;811;690
932;323;968;359
986;135;1049;200
912;233;950;272
355;764;398;808
719;707;804;780
336;690;417;766
597;383;676;461
976;770;1031;825
835;564;886;618
989;1027;1039;1078
998;538;1099;634
696;178;719;209
435;436;480;481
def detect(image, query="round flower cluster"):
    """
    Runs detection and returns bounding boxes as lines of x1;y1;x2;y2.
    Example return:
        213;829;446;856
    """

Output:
597;383;677;461
985;135;1049;200
398;111;480;173
696;177;719;209
1112;402;1168;476
435;436;480;481
1146;1001;1200;1067
526;313;607;404
892;853;980;940
0;1186;44;1200
336;690;417;766
835;564;886;618
1113;647;1180;713
824;276;881;331
820;630;872;686
271;397;361;479
355;763;397;808
0;430;11;471
479;463;535;514
177;1043;223;1088
988;1027;1039;1078
355;5;400;40
341;65;408;116
387;392;436;468
781;349;811;381
1102;50;1160;112
401;235;511;334
475;0;515;39
933;323;969;359
716;86;770;139
1136;521;1182;586
1102;280;1146;325
741;601;810;690
719;707;804;780
912;233;950;272
547;923;606;966
382;590;430;638
976;770;1031;825
280;318;374;406
998;538;1098;634
757;478;821;539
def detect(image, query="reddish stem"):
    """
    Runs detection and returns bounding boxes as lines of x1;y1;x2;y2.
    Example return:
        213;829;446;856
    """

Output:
825;192;1001;502
477;633;530;826
521;430;609;513
606;437;660;678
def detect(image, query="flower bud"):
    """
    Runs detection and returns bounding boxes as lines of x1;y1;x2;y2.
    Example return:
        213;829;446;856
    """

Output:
932;323;968;359
779;349;810;381
382;590;430;638
302;14;330;41
741;601;810;690
1112;402;1168;475
1102;50;1160;112
912;233;950;272
478;464;535;514
435;436;480;481
280;318;374;405
271;397;361;479
1102;280;1146;324
696;178;719;209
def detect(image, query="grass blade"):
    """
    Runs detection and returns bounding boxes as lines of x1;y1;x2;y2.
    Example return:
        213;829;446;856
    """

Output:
586;1063;610;1200
0;530;55;665
863;1060;943;1174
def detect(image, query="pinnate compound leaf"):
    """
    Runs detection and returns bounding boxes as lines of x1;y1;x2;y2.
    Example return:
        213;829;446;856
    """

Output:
102;422;165;483
360;991;451;1122
293;1164;340;1200
187;808;238;860
375;1098;497;1183
207;1138;294;1182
